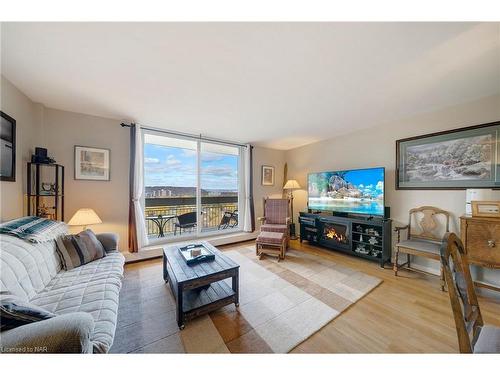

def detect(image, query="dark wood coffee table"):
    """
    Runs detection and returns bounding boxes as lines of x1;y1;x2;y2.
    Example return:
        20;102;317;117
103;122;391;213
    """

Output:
163;241;240;329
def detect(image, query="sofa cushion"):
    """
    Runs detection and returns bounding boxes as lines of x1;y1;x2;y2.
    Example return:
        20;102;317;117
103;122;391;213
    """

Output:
0;234;63;300
0;292;56;332
30;252;125;353
56;229;106;270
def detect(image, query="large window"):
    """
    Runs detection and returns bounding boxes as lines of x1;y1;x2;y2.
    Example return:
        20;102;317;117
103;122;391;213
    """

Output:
143;132;241;241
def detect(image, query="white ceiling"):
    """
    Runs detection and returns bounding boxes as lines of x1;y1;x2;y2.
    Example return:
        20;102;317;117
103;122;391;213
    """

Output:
1;22;499;150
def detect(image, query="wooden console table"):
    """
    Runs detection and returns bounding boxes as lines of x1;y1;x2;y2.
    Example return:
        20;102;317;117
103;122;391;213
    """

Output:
460;215;500;292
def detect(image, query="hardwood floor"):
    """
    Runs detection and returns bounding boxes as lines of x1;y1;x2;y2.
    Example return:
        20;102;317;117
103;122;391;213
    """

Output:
116;239;500;353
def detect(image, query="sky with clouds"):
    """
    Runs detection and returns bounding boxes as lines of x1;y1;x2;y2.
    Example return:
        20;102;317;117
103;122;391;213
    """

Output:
144;143;238;190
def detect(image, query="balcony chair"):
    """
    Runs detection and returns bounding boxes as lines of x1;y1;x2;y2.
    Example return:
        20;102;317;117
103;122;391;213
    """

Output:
394;206;450;291
218;210;238;230
256;198;291;261
174;211;197;235
440;232;500;353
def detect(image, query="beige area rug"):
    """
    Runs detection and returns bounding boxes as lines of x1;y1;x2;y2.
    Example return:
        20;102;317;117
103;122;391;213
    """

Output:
110;246;381;353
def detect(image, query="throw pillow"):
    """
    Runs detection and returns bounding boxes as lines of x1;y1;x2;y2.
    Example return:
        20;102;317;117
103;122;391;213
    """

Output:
0;292;56;331
55;229;106;270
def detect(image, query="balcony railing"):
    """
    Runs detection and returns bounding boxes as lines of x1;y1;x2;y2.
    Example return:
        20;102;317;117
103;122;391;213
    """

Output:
144;196;239;238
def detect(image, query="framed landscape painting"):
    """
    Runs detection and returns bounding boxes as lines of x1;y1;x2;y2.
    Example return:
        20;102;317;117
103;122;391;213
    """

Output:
74;146;110;181
396;121;500;189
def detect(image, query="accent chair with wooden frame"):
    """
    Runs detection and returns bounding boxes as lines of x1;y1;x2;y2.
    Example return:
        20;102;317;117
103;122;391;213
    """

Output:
440;232;500;353
256;198;291;261
394;206;451;291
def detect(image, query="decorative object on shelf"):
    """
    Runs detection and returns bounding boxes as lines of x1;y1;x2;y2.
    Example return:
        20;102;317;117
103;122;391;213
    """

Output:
74;145;110;181
261;165;275;186
283;179;301;239
31;147;56;164
356;224;363;232
27;162;64;221
368;236;378;245
359;234;364;242
466;189;493;215
396;121;500;189
471;200;500;218
68;208;102;230
0;111;16;182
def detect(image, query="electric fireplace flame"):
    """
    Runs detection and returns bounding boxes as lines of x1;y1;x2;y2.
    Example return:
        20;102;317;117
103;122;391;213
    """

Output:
325;227;347;243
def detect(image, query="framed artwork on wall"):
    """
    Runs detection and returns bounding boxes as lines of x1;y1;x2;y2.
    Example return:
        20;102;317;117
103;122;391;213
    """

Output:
74;146;110;181
261;165;275;186
396;121;500;190
0;111;16;182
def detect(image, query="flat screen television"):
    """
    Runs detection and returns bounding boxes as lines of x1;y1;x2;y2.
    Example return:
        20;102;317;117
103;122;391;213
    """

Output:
308;167;385;217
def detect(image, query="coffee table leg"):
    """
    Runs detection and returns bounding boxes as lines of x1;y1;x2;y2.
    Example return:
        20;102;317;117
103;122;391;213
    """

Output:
163;255;169;283
177;285;185;329
232;271;239;307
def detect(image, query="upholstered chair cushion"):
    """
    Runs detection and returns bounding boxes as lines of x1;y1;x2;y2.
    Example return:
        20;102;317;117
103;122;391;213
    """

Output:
474;325;500;353
261;223;288;234
396;239;441;254
264;199;289;224
256;231;285;245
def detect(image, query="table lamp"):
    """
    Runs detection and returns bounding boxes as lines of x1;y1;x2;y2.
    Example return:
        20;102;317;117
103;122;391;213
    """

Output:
68;208;102;230
283;179;301;239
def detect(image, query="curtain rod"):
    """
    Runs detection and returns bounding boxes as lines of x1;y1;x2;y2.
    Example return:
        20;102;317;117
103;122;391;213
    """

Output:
120;122;249;148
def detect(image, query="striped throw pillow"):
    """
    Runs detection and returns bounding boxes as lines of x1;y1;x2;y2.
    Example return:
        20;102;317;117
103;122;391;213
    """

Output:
0;292;56;331
55;229;106;270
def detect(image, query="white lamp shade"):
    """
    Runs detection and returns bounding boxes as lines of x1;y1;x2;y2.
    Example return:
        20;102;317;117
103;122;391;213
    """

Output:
68;208;102;226
283;179;301;190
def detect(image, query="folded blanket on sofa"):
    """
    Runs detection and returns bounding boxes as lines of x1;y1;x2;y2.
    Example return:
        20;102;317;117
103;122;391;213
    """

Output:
0;216;68;243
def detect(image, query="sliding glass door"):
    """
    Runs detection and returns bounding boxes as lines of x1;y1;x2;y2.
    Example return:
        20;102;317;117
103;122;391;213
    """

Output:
143;132;241;242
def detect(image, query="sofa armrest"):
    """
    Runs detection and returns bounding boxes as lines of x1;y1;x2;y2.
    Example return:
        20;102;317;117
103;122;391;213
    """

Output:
96;232;119;253
0;312;95;354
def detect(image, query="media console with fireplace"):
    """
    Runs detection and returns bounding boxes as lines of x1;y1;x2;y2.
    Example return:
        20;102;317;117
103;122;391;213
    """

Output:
299;212;392;267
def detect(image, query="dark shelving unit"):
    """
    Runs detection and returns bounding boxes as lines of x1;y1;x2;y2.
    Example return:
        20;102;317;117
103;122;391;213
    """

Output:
299;211;392;268
27;162;65;221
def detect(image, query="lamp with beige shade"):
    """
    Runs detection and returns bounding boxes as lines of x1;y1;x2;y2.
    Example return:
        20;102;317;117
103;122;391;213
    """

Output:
283;179;301;239
68;208;102;230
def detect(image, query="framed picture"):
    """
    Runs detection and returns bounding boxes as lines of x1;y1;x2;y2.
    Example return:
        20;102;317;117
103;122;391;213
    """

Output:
261;165;275;186
396;121;500;190
0;111;16;182
74;146;110;181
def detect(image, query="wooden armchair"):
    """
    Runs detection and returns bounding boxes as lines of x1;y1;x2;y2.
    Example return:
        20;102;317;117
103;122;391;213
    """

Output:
394;206;450;291
440;232;500;353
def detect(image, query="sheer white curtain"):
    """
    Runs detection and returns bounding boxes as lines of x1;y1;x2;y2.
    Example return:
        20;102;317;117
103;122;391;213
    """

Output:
133;125;148;249
242;144;254;232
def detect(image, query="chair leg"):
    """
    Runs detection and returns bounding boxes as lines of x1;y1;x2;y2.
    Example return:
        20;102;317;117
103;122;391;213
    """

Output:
440;265;445;292
393;247;399;276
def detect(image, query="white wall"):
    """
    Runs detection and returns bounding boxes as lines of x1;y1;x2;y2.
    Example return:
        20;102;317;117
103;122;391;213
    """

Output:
252;146;287;223
41;108;130;250
285;94;500;284
0;76;43;220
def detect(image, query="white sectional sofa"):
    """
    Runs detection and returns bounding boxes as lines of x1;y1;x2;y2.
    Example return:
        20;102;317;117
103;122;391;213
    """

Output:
0;229;124;353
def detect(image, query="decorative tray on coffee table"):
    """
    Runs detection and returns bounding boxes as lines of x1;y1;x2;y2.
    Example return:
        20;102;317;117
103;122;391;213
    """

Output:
178;243;216;265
